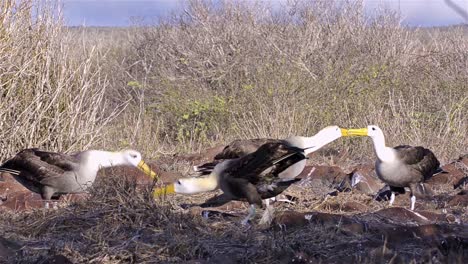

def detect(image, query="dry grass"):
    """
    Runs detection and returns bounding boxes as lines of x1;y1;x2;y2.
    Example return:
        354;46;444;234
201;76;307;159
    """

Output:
1;168;466;263
94;0;466;163
0;0;125;159
2;0;465;161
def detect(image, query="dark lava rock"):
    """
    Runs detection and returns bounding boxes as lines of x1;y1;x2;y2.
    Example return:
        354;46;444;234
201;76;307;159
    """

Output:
0;191;44;211
372;207;449;225
297;165;348;189
426;155;468;186
271;211;309;230
349;165;384;195
325;201;368;212
0;236;21;262
454;177;468;190
447;191;468;207
34;254;73;264
0;173;34;208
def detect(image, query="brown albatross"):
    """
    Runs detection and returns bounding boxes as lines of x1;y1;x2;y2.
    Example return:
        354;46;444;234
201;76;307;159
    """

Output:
345;125;441;210
155;126;349;224
194;126;348;177
0;148;157;206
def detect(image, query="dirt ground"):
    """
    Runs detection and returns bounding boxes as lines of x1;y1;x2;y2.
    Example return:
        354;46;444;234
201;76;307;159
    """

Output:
0;149;467;263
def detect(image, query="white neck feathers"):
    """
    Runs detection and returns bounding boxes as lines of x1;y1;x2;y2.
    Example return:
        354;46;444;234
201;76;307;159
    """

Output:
81;150;125;173
287;133;339;155
180;173;218;193
370;133;396;163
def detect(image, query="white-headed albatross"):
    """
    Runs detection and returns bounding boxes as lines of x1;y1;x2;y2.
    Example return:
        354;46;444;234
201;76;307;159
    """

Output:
345;125;441;210
155;126;349;225
0;148;158;204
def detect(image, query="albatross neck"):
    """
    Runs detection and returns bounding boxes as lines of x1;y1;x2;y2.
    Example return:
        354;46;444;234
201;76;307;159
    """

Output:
370;133;396;163
299;134;339;155
185;173;219;193
86;150;127;170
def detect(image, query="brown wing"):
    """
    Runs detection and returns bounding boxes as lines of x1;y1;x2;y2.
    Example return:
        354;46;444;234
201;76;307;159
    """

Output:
0;148;80;184
213;138;279;160
224;142;306;183
32;149;80;171
394;145;440;180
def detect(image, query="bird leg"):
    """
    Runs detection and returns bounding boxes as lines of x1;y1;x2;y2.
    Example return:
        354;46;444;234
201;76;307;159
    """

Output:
410;195;416;211
41;187;56;210
389;192;395;206
221;177;263;225
258;198;276;226
409;183;418;211
241;204;257;226
43;200;59;210
234;181;263;225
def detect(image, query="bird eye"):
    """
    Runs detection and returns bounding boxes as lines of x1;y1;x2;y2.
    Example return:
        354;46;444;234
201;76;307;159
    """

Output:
177;180;181;185
131;154;137;158
371;127;376;131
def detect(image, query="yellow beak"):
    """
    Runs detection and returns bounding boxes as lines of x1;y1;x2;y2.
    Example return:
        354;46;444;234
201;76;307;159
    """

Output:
137;160;158;180
340;128;350;136
343;128;369;136
153;184;175;196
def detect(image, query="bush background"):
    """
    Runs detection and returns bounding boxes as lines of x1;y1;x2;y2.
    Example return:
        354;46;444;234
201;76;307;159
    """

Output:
1;0;466;163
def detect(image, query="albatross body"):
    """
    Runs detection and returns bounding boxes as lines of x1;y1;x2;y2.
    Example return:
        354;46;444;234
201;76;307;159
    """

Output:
346;125;440;210
194;126;348;178
0;148;157;201
155;126;348;224
193;138;276;174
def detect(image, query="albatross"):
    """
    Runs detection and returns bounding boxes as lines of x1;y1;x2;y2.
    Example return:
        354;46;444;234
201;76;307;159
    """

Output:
155;126;349;225
194;126;348;176
0;148;158;206
345;125;441;210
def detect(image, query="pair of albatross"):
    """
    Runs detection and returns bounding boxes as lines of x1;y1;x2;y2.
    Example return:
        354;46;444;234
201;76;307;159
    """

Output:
155;125;441;224
0;148;158;206
155;126;349;224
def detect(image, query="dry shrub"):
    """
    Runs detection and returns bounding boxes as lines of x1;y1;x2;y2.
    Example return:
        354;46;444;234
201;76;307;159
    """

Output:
118;0;466;162
0;0;123;159
0;0;465;161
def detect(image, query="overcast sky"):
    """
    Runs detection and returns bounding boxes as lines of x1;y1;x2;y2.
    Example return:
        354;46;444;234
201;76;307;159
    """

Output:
62;0;468;27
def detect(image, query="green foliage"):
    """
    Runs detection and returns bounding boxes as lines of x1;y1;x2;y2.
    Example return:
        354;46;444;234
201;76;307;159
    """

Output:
157;89;229;144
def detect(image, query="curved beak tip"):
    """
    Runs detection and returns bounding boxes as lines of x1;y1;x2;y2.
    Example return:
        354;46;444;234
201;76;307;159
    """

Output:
153;184;175;196
137;160;158;179
340;128;350;136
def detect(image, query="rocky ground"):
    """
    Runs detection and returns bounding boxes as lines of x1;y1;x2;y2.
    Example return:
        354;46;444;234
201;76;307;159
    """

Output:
0;148;467;263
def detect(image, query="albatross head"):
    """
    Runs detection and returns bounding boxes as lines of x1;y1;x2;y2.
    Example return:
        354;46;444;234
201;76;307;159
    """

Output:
153;175;218;196
319;125;350;140
119;150;158;180
99;149;157;180
342;125;395;162
296;126;350;155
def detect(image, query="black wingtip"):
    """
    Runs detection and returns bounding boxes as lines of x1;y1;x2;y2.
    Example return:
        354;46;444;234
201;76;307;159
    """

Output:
0;168;20;175
434;167;448;175
454;177;468;190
